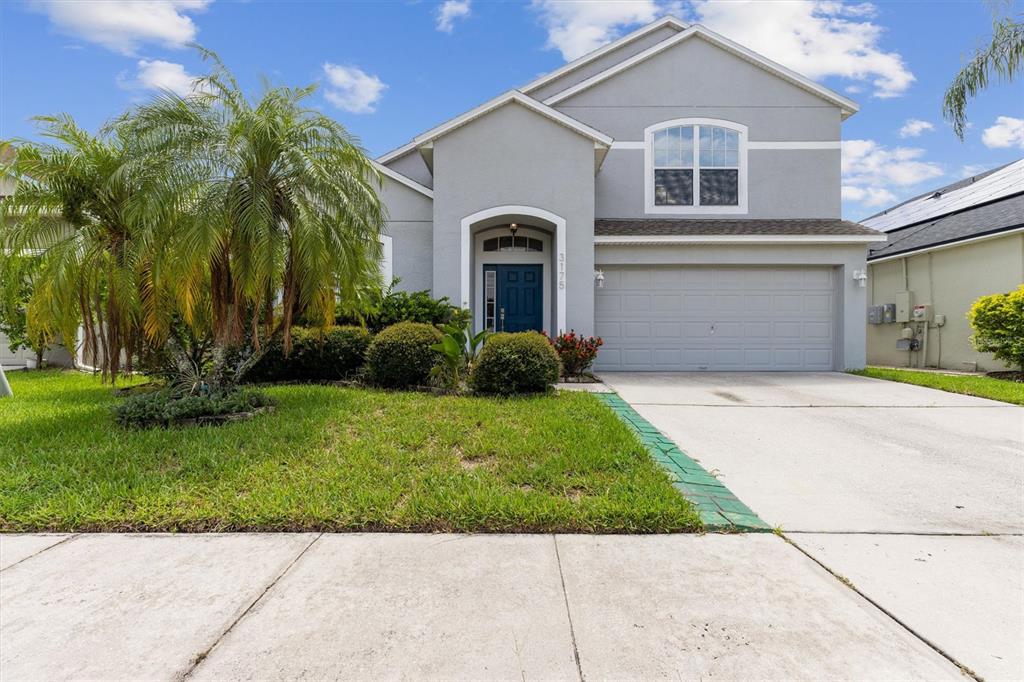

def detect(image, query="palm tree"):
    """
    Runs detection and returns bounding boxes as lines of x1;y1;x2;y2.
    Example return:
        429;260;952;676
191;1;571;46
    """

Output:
125;51;386;367
0;123;156;382
943;14;1024;139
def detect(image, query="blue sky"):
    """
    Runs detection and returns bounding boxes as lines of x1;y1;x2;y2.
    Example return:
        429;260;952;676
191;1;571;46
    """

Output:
1;0;1021;220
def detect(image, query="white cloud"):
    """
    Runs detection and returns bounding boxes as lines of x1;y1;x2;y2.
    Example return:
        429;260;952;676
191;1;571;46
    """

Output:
530;0;663;60
898;118;934;138
31;0;210;55
119;59;205;96
689;1;914;98
436;0;471;33
322;63;387;114
841;139;944;209
981;116;1024;150
959;164;987;178
841;185;896;207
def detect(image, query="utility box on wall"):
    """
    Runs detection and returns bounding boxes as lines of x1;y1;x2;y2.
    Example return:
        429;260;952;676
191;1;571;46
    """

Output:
883;303;897;323
895;291;913;323
868;306;884;324
912;304;933;322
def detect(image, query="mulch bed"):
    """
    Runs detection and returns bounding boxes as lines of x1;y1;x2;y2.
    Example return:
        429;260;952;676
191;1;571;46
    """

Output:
986;371;1024;383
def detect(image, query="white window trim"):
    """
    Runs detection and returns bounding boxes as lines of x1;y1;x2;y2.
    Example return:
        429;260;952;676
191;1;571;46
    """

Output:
644;118;748;215
380;235;393;284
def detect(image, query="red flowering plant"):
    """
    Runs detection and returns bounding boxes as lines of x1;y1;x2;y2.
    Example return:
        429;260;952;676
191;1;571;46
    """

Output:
542;330;603;379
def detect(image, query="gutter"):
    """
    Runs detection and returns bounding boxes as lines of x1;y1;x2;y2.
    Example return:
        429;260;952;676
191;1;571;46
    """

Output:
594;234;883;245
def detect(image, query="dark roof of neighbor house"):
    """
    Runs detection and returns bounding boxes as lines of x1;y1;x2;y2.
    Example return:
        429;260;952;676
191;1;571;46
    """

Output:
594;218;881;237
862;162;1014;223
867;191;1024;260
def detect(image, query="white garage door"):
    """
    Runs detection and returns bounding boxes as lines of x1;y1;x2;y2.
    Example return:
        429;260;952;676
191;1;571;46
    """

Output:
595;266;837;371
1;331;29;367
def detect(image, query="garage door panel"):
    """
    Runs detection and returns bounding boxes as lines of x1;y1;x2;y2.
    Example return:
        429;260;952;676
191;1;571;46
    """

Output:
595;321;621;340
653;322;682;338
624;322;651;338
683;293;714;311
653;294;682;312
595;266;837;371
774;294;802;312
804;294;832;313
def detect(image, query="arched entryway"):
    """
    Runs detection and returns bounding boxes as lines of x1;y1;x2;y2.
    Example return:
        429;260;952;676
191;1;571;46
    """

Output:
460;205;566;334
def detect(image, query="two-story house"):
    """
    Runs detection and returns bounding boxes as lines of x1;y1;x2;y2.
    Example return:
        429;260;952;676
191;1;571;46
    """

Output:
373;16;881;371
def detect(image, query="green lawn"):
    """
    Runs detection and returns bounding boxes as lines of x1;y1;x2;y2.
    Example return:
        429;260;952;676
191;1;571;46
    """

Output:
0;370;699;533
851;367;1024;406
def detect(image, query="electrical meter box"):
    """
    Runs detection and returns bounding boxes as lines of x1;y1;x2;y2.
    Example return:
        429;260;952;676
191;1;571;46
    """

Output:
895;291;913;323
883;303;896;323
868;306;884;324
912;304;933;322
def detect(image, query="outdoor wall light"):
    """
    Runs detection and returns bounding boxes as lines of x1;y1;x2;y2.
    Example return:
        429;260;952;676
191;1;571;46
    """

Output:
594;269;605;288
853;269;868;288
509;222;518;236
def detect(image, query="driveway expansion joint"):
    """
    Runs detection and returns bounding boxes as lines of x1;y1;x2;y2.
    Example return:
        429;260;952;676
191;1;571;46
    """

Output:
781;533;982;681
597;393;770;533
552;535;585;682
180;533;323;680
0;534;79;573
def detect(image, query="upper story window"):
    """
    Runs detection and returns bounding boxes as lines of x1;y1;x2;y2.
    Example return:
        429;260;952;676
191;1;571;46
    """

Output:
645;119;747;214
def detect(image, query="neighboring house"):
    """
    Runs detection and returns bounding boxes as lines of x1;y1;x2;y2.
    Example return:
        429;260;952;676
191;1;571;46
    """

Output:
863;160;1024;372
374;16;881;371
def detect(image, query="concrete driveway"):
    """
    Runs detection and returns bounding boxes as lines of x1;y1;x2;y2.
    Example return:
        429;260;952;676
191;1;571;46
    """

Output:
601;371;1024;681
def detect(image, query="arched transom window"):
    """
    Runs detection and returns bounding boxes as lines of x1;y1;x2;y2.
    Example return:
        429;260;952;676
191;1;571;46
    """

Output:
645;120;747;214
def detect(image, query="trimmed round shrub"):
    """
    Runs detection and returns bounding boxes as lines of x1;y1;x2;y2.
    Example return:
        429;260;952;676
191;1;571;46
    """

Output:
365;321;442;388
247;325;371;382
470;331;561;395
969;285;1024;371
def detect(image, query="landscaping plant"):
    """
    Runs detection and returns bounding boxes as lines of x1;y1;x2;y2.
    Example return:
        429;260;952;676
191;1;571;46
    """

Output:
0;253;51;369
115;387;275;429
365;322;442;388
341;283;467;333
0;125;159;381
470;331;560;395
247;325;371;383
968;285;1024;371
430;317;488;390
544;330;603;379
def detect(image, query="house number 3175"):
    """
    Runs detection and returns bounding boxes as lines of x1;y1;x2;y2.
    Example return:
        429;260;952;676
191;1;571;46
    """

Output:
558;253;566;290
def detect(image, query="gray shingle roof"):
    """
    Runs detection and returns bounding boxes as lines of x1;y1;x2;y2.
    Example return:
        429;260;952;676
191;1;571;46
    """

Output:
867;192;1024;260
594;218;881;237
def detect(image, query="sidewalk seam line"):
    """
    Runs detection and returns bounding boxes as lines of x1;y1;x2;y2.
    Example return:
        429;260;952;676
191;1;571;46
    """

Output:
552;535;584;682
180;533;323;680
0;534;79;573
781;533;981;681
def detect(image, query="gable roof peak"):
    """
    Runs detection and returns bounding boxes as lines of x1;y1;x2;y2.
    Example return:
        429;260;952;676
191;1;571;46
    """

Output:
542;21;859;119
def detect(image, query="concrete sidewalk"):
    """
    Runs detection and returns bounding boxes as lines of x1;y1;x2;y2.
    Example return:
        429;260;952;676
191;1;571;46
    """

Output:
1;533;961;681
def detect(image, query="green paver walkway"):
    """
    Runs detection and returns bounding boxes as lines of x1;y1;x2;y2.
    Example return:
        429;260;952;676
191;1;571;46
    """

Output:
597;393;770;533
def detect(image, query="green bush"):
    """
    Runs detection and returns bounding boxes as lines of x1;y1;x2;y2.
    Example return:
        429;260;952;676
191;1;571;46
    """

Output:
969;285;1024;371
365;322;442;388
470;331;561;395
246;325;371;383
115;389;275;428
339;287;468;333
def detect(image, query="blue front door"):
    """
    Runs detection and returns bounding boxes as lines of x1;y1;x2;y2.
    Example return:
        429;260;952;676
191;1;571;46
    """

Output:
484;264;543;332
